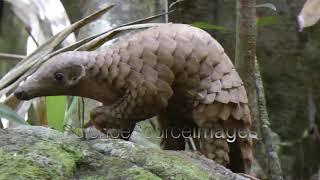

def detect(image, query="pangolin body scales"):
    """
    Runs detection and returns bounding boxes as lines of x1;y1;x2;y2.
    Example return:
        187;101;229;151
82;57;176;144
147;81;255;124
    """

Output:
15;23;253;173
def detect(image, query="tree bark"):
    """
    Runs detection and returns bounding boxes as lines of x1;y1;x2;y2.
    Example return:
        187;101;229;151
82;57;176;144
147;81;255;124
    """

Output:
235;0;258;128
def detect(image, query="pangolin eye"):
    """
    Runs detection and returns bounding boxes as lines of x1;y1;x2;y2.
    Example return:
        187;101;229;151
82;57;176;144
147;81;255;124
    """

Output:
54;73;64;81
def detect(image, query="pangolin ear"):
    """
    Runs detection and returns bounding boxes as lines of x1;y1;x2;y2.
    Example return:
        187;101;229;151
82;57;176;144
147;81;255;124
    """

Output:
67;64;86;86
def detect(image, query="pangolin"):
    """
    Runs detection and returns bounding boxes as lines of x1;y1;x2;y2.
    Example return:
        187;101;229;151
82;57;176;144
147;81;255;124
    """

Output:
14;23;253;173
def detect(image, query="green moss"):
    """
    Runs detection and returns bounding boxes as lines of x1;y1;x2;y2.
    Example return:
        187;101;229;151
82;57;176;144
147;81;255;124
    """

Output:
0;150;54;179
124;166;161;180
105;157;161;180
98;141;215;179
77;156;161;180
79;176;106;180
144;150;213;180
0;141;87;179
28;141;83;176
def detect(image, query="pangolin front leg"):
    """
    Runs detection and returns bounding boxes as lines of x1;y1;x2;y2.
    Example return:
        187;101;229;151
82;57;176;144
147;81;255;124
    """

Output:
90;73;174;139
89;105;136;140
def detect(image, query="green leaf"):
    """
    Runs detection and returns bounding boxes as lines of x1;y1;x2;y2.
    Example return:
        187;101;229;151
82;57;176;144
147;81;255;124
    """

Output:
46;96;67;131
75;10;174;51
255;3;277;12
191;22;227;31
297;0;320;32
257;16;278;27
0;103;28;125
77;23;165;51
0;6;171;97
169;0;185;9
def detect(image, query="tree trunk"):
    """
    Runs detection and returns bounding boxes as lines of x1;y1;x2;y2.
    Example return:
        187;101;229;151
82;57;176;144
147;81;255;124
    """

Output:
235;0;258;128
235;1;283;179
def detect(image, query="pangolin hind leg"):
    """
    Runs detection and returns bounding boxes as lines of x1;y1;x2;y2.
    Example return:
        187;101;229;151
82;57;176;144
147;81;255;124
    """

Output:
192;102;230;166
192;102;253;172
199;123;230;166
199;131;230;165
157;111;186;150
222;112;253;173
156;92;199;150
157;109;198;150
228;129;253;173
237;132;253;173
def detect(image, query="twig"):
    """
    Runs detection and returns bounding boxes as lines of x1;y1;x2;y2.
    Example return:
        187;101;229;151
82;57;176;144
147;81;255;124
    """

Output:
0;53;25;62
24;27;39;47
307;89;320;142
0;118;3;129
188;137;197;151
255;58;283;180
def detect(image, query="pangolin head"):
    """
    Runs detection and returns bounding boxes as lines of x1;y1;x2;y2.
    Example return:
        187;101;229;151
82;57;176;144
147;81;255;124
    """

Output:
14;52;86;100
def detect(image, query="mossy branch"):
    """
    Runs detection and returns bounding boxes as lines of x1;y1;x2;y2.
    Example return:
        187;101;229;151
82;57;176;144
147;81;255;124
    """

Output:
255;58;283;180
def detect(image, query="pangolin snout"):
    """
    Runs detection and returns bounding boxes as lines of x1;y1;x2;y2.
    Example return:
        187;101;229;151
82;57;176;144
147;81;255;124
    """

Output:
14;89;30;100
